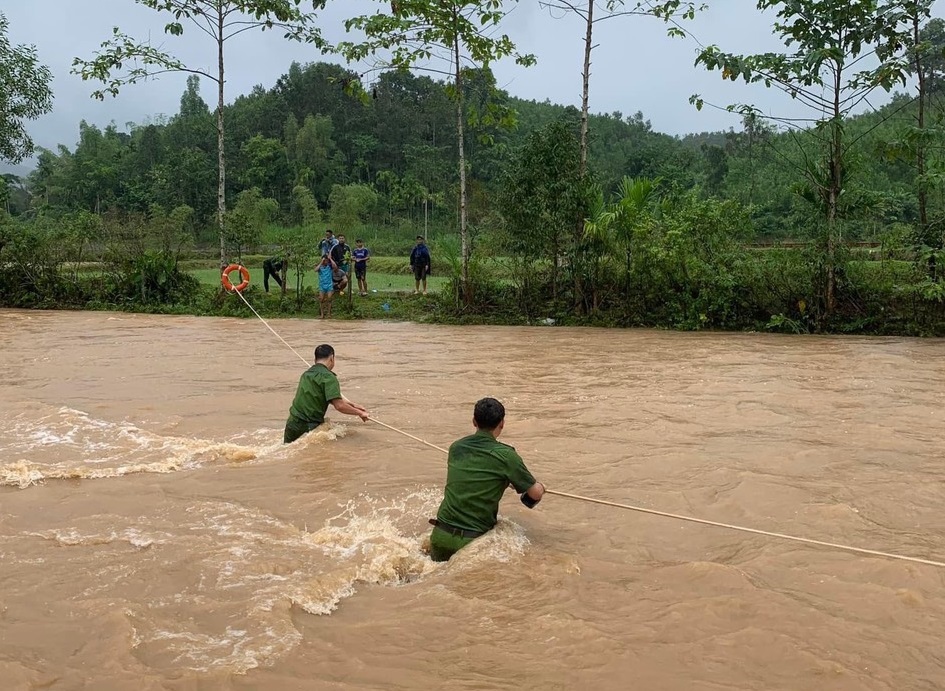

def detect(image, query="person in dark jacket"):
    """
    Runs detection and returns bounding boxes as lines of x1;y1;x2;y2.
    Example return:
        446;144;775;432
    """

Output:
262;257;284;293
409;235;432;295
331;234;352;275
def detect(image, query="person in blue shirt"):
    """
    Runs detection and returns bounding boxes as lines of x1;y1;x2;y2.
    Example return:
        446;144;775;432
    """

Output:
318;229;338;257
409;235;432;295
317;254;345;319
353;238;370;296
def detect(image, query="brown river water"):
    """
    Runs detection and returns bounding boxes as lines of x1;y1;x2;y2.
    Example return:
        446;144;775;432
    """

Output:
1;309;944;690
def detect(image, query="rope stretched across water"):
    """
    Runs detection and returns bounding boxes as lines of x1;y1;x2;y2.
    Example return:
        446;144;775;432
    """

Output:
232;286;945;569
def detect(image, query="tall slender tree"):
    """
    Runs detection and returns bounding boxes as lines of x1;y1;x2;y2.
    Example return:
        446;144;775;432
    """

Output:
693;0;911;324
72;0;327;266
538;0;701;312
340;0;535;302
539;0;700;175
885;2;938;275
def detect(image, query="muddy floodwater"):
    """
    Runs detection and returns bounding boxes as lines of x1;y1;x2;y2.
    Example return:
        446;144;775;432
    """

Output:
1;309;944;690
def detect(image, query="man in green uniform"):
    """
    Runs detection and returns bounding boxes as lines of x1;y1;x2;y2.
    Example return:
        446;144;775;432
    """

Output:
429;397;545;561
283;344;370;444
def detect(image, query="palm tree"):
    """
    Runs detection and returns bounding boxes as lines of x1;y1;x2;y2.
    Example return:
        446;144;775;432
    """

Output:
584;176;660;305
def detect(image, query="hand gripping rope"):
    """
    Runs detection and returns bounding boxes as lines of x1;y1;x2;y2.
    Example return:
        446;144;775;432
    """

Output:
230;288;945;570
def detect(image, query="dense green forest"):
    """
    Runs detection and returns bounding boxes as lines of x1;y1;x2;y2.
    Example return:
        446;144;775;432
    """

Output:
4;65;703;237
5;61;932;243
3;1;945;335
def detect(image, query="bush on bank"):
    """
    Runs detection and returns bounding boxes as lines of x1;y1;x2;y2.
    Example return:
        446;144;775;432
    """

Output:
2;209;945;335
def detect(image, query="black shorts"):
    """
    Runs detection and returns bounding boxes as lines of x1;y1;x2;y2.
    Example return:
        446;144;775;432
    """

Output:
355;263;366;279
413;264;428;281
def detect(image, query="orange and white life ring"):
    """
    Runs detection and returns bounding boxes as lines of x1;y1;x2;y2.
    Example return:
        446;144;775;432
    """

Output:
221;264;250;292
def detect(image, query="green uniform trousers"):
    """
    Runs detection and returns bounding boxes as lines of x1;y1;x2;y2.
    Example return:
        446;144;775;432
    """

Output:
283;417;321;444
429;526;475;562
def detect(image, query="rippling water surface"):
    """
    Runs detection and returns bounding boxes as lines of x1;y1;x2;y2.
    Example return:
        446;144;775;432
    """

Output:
1;309;944;690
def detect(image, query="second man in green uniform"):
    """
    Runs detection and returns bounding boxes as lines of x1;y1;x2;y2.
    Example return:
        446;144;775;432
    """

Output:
284;344;369;443
429;397;545;561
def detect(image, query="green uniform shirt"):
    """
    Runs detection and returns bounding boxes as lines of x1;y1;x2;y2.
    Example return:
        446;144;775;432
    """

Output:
435;430;537;534
287;363;342;425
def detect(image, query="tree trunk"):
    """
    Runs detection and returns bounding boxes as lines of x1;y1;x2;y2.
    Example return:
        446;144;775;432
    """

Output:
825;163;838;322
552;232;559;302
579;0;593;176
453;26;470;304
747;118;755;206
216;8;227;268
824;69;843;325
914;16;933;278
573;0;594;315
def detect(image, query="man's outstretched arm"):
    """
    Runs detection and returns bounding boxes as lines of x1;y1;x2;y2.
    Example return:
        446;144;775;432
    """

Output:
330;398;369;422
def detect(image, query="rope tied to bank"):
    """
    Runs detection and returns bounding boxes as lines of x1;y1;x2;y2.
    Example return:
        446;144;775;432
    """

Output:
232;288;945;570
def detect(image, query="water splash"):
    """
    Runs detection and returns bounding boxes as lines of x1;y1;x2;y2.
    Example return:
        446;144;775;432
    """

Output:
0;407;344;489
77;489;529;675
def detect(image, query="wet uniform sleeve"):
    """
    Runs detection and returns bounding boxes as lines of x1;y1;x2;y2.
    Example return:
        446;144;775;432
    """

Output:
325;376;342;403
502;447;537;494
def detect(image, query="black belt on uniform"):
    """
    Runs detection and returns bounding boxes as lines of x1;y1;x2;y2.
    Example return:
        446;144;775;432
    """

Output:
428;518;486;539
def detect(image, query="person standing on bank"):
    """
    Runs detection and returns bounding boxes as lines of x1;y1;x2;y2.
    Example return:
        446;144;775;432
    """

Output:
317;254;341;319
353;238;370;296
409;235;432;295
319;229;338;257
428;397;545;562
262;256;285;293
284;344;369;444
331;233;352;276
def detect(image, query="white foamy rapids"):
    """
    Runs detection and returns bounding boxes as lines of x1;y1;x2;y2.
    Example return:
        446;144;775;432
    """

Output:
0;407;343;488
112;489;530;675
29;527;167;549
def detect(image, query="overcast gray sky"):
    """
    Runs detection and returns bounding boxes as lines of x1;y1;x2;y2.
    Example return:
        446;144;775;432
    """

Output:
4;0;942;164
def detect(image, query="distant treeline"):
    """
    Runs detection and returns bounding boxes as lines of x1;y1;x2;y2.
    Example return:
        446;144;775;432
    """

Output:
0;58;933;243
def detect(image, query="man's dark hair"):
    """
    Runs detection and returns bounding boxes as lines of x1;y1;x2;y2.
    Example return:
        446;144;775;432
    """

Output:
355;238;363;243
416;235;424;241
325;229;333;235
473;397;505;430
314;344;335;360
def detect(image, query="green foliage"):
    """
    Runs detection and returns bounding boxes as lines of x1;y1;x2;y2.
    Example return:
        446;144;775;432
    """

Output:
341;0;536;301
240;135;289;199
437;234;508;313
0;12;53;163
293;114;340;203
627;195;753;327
692;0;928;325
341;2;535;72
10;1;945;336
71;0;326;99
71;0;329;264
329;183;379;236
497;120;589;308
290;184;320;228
149;203;196;258
225;188;279;259
106;250;200;305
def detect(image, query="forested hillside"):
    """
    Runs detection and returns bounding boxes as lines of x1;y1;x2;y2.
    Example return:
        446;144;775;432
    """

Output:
3;6;945;336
